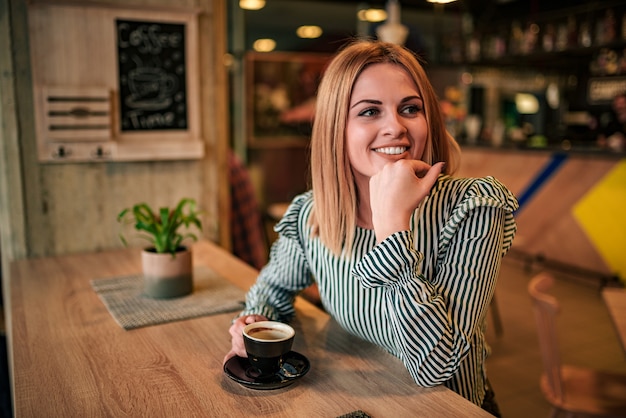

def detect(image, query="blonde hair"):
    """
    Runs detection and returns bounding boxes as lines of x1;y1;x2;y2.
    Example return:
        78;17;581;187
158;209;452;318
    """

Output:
310;39;461;255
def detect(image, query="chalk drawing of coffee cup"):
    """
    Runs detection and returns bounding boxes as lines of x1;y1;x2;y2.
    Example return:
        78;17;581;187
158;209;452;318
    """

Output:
126;67;177;110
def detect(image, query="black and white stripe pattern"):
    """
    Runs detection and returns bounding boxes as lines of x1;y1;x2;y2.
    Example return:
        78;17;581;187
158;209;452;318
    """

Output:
242;175;518;406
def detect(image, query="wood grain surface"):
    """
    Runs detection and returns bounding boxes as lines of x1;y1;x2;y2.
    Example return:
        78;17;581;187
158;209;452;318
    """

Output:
602;288;626;355
8;240;492;417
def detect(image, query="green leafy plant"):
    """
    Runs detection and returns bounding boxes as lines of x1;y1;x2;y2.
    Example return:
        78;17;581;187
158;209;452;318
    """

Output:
117;198;203;256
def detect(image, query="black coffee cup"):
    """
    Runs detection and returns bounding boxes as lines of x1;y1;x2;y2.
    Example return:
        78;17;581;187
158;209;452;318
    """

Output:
243;321;295;378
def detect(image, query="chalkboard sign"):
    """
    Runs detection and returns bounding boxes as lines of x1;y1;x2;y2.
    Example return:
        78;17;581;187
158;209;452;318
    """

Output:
116;19;188;132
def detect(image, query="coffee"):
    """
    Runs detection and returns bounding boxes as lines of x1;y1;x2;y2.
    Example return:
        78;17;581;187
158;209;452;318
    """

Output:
243;321;295;377
247;327;290;341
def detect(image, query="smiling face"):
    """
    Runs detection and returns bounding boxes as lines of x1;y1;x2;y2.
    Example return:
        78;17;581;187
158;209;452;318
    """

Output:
346;63;428;190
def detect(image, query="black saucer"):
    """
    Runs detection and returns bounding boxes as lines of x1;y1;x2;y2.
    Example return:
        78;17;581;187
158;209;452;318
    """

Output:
223;351;310;390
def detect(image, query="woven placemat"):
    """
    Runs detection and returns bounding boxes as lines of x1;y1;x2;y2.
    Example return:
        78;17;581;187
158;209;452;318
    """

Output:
91;266;246;330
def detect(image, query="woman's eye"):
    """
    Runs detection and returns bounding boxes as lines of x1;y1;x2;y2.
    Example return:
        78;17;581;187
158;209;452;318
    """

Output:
401;104;422;115
358;108;379;117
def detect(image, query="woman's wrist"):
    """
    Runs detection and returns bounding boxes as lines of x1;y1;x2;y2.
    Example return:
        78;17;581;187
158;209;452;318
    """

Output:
373;214;411;243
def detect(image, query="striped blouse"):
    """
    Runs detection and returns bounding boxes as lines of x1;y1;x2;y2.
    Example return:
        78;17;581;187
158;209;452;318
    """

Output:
241;175;518;406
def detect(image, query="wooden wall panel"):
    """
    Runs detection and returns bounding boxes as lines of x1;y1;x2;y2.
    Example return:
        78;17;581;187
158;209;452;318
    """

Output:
513;157;616;273
2;0;229;258
0;0;28;264
457;147;623;278
456;147;549;195
28;2;204;162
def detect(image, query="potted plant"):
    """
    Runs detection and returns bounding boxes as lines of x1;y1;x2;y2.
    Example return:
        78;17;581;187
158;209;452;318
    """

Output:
117;198;202;299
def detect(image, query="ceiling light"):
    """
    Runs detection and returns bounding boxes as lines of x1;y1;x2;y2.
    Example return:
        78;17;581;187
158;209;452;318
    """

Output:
239;0;265;11
461;72;473;85
357;8;387;23
515;93;539;114
253;38;276;52
296;25;323;39
546;83;560;109
427;0;457;3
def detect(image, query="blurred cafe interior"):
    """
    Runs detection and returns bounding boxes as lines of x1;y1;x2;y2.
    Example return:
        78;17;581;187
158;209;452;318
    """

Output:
230;0;626;284
1;0;626;417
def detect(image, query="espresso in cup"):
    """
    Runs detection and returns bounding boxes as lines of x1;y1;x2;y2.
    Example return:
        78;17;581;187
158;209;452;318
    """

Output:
243;321;295;378
247;327;291;340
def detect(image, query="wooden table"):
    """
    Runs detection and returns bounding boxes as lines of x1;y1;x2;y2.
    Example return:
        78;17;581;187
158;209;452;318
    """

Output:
7;240;492;417
602;287;626;354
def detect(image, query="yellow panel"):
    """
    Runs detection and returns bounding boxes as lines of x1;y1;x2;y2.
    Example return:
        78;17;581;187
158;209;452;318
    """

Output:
573;160;626;283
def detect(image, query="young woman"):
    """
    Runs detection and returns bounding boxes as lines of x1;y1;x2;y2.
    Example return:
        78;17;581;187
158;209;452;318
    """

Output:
225;40;517;415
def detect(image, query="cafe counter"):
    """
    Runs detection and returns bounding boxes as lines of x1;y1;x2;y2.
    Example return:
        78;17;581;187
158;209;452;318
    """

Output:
457;145;626;285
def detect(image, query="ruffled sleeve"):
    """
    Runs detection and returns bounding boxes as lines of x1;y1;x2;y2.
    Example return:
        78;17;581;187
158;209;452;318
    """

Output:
436;176;518;261
238;191;314;322
274;191;313;241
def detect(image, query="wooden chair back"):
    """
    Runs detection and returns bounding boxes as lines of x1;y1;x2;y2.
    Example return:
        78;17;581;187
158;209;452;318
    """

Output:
528;273;564;402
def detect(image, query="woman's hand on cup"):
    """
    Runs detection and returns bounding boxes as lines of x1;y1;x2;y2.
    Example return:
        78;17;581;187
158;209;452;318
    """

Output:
223;314;268;364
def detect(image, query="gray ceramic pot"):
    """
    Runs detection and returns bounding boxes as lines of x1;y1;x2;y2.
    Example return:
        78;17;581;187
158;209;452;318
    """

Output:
141;246;193;298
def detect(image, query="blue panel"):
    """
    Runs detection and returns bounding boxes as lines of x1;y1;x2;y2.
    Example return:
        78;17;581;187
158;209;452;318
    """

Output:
515;153;568;213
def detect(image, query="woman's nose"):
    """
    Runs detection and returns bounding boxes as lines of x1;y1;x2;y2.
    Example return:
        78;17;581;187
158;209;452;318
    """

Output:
383;112;407;137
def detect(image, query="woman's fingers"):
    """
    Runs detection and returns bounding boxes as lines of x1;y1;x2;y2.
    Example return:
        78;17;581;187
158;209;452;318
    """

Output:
370;160;444;243
224;314;269;364
407;159;434;178
419;161;445;183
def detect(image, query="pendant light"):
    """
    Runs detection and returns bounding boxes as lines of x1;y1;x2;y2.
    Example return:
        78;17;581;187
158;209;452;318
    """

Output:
376;0;409;45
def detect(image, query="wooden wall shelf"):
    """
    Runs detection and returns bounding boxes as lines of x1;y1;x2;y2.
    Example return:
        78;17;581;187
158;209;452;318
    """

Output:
28;2;204;163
